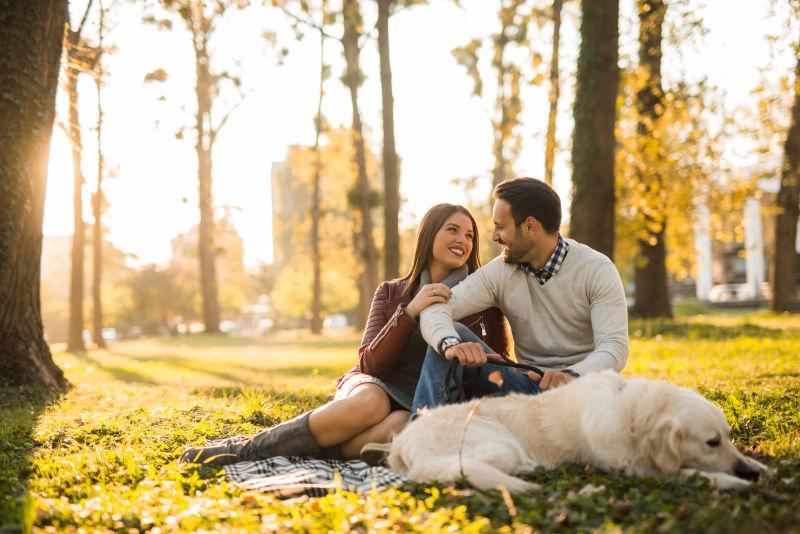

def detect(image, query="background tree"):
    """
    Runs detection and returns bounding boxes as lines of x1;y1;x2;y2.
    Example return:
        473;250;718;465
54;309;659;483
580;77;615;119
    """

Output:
616;79;724;311
630;0;670;318
271;128;369;324
309;1;328;334
771;26;800;312
0;0;68;389
569;0;619;260
65;0;97;352
144;0;250;334
377;0;401;281
342;0;380;327
92;0;110;348
544;0;565;187
453;0;545;190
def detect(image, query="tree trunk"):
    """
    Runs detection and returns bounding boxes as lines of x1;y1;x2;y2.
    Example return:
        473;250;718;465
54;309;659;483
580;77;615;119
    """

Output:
633;229;671;317
92;50;107;349
491;27;510;191
569;0;619;259
66;28;87;353
631;0;671;318
378;0;400;281
193;27;221;333
343;0;380;328
0;0;69;390
771;38;800;312
310;18;326;335
544;0;564;187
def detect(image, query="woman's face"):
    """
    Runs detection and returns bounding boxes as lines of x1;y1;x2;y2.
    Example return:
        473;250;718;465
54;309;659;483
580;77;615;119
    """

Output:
430;212;475;271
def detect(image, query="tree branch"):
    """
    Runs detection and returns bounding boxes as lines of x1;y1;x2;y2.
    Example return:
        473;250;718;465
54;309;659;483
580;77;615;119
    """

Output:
277;4;341;42
77;0;96;35
209;84;259;144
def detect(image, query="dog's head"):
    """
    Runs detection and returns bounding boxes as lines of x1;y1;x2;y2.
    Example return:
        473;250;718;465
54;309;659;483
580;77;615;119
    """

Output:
634;382;766;481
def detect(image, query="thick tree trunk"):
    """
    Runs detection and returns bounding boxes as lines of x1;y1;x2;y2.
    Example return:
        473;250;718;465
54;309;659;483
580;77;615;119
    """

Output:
771;40;800;312
378;0;400;281
343;0;380;328
0;0;68;390
544;0;564;187
310;22;325;335
631;0;671;318
569;0;619;259
194;31;221;333
66;31;87;353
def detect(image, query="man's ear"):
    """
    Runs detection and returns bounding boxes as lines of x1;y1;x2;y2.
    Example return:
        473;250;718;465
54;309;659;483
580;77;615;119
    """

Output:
523;216;538;236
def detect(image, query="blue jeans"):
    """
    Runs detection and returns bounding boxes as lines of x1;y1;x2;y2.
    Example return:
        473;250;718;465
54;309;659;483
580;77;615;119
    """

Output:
411;323;541;414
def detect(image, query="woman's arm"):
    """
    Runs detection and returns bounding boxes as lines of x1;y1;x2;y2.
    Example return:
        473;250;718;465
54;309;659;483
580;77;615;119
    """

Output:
358;283;417;379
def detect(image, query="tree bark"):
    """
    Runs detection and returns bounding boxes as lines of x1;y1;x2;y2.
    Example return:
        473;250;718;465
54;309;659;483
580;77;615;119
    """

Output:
569;0;619;260
192;15;221;333
66;22;88;352
544;0;564;187
631;0;671;318
92;2;107;349
0;0;69;390
310;14;326;335
343;0;380;328
771;37;800;312
377;0;400;281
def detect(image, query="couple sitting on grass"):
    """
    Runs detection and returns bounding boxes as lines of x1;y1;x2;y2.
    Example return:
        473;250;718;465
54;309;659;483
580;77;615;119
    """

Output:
181;177;629;467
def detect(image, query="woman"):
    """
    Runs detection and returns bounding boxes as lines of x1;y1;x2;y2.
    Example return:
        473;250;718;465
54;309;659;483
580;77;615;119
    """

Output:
181;204;509;466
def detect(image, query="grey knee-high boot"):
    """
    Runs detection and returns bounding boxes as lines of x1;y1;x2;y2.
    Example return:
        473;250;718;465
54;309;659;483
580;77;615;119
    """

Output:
180;412;338;467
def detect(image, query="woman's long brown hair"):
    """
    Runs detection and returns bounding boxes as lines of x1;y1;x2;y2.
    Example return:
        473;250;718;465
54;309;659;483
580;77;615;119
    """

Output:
399;204;481;297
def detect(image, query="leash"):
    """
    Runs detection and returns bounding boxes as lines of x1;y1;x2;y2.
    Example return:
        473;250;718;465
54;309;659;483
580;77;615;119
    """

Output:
444;357;546;403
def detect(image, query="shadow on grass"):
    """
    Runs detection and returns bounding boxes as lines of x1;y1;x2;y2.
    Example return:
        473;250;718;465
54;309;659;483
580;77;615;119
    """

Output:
72;351;156;385
139;335;358;350
108;352;344;384
0;387;59;530
629;320;792;340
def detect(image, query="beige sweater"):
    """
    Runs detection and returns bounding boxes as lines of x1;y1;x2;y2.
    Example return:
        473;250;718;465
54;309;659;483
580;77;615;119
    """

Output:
420;239;629;376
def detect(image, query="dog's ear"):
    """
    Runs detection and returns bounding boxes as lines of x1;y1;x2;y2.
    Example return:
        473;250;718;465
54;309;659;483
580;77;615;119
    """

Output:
644;417;684;474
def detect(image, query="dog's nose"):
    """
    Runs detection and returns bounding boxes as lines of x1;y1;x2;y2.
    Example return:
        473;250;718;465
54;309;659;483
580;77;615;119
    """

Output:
734;460;761;481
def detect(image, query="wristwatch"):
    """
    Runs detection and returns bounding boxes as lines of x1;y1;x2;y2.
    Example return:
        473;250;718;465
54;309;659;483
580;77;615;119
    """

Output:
561;369;580;378
439;336;461;353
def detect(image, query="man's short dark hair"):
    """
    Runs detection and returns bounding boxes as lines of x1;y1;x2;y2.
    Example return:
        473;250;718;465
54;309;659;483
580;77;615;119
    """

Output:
493;177;562;234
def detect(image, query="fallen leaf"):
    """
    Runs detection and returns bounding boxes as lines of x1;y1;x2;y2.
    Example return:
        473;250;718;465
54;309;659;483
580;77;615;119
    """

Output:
578;484;606;496
488;371;504;387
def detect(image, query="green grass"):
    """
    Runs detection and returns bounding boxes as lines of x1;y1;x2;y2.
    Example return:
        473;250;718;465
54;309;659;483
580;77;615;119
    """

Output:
1;313;799;533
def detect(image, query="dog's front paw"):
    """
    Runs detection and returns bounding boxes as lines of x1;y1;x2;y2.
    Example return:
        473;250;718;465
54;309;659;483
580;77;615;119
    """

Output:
704;471;753;491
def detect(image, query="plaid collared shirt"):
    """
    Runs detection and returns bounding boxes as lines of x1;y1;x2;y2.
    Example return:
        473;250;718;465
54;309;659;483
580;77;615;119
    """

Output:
518;236;569;285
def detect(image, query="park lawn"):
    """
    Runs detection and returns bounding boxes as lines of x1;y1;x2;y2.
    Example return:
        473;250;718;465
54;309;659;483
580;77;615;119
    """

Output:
1;311;799;532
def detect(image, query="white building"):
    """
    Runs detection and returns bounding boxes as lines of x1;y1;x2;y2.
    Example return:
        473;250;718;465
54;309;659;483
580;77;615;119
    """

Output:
694;160;800;302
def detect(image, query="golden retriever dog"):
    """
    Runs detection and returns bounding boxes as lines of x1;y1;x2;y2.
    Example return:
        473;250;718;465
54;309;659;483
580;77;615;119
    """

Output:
388;371;766;492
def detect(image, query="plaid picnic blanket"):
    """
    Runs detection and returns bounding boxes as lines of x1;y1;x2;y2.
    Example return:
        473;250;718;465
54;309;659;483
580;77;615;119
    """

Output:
224;456;407;498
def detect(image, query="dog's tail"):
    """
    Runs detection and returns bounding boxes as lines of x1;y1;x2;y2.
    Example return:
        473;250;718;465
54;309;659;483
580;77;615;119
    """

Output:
406;455;537;493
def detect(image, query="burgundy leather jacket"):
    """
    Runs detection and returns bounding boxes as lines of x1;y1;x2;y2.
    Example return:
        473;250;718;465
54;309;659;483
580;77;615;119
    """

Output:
358;278;510;380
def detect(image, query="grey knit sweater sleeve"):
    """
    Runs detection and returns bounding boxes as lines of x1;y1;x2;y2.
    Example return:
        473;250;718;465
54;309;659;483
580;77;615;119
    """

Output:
420;261;500;352
567;260;629;376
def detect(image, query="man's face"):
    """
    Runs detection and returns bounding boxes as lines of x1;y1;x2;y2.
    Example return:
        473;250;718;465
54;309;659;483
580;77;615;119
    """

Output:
492;199;534;263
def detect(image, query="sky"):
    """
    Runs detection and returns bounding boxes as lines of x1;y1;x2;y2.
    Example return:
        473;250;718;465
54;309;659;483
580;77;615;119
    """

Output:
43;0;792;268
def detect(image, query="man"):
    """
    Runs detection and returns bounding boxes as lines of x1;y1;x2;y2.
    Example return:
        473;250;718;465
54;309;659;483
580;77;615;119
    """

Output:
412;177;628;413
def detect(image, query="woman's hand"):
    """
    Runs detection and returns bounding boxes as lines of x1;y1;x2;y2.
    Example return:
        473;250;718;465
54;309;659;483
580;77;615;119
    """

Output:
405;283;452;318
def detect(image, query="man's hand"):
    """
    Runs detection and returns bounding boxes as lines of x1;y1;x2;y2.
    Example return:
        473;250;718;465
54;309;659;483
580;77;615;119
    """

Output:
443;342;501;367
527;370;577;391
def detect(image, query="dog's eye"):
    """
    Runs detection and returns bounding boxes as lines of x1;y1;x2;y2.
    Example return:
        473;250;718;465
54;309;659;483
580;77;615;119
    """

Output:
706;437;721;447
